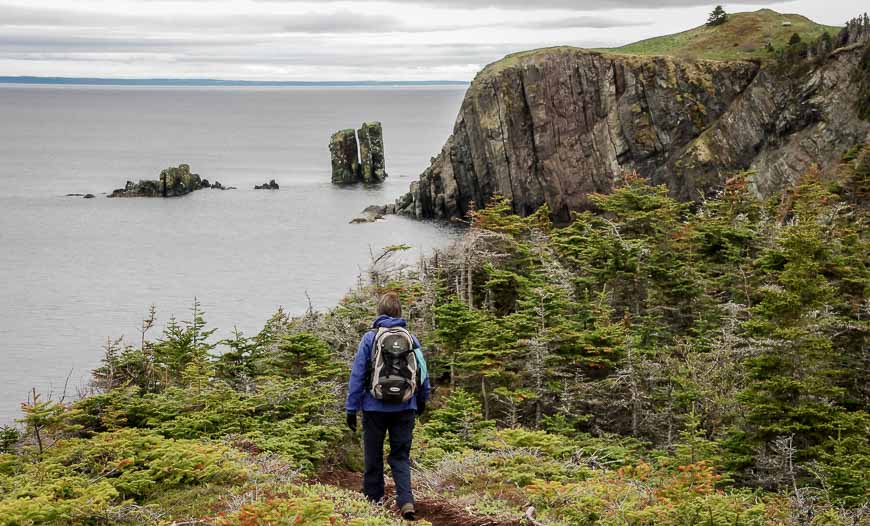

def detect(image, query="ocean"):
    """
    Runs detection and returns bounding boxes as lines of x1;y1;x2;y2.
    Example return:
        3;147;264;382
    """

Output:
0;84;466;423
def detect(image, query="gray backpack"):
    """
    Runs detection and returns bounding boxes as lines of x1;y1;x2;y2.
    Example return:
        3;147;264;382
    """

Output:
369;327;419;404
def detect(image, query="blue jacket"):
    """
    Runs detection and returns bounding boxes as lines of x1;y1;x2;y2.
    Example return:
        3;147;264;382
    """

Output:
345;315;431;413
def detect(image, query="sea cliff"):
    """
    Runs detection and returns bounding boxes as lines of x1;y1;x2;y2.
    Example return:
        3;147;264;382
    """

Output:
394;14;870;221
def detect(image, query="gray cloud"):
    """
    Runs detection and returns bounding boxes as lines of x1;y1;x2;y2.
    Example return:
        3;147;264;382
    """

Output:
1;0;850;80
0;34;601;69
0;5;406;34
532;16;651;29
0;34;254;51
253;0;786;10
0;4;646;34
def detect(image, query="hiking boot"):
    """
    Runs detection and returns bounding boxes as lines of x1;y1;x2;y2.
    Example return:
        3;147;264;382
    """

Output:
400;502;416;521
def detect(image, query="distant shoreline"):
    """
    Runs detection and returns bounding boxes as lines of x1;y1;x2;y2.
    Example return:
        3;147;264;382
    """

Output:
0;76;469;87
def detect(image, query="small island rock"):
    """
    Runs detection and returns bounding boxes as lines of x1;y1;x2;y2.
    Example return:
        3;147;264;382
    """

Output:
349;205;387;224
254;179;280;190
109;164;205;198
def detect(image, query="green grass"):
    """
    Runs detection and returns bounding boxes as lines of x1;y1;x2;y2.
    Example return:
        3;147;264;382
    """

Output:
606;9;841;61
475;46;583;80
472;10;842;85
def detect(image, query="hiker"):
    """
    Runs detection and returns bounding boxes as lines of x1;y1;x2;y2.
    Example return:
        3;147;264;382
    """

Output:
345;292;430;521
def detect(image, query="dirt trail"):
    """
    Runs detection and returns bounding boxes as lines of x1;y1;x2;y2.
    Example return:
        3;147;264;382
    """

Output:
315;470;524;526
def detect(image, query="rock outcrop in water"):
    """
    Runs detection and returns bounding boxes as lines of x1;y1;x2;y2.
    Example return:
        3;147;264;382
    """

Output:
254;179;280;190
330;129;361;185
202;179;232;190
358;122;387;184
109;164;205;198
329;123;387;185
392;32;870;221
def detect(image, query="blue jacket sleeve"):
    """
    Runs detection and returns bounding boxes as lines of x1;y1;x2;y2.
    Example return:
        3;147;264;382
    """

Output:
419;376;431;404
412;335;431;403
345;333;372;412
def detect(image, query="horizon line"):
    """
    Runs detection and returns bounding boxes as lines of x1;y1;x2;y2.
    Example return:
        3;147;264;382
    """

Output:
0;76;470;87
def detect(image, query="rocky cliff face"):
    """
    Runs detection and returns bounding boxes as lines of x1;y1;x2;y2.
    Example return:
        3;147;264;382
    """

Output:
395;42;870;222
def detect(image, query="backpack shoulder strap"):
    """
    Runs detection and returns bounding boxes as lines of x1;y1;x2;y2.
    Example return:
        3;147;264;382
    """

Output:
364;329;379;386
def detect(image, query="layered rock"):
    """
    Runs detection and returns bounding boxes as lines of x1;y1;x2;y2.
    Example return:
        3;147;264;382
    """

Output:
109;164;205;198
330;129;361;185
394;42;870;221
358;121;387;183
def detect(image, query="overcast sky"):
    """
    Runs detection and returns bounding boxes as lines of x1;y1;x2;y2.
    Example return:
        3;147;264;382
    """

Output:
0;1;864;81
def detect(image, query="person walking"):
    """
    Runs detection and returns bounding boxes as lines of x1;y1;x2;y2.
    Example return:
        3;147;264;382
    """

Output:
345;292;430;521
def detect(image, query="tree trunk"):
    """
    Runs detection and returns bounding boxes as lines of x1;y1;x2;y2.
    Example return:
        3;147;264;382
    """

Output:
466;258;474;308
481;376;489;420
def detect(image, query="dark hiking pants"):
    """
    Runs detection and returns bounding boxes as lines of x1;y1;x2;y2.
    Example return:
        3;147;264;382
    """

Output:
362;410;415;507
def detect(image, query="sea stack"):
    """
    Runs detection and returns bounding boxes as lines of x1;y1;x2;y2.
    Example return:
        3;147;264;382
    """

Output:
329;129;361;185
358;121;387;184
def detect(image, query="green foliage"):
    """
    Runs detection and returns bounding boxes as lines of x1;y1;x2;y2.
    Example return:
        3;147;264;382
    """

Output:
707;5;727;27
736;178;868;487
263;332;342;380
18;390;78;458
0;426;19;454
608;9;839;62
5;162;869;523
216;496;337;526
0;430;244;524
216;484;415;526
419;388;494;460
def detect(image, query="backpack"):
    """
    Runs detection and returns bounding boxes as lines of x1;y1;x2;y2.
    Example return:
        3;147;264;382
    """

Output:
368;327;419;404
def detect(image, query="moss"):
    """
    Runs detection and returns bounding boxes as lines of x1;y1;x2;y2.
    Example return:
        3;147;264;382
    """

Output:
633;115;658;149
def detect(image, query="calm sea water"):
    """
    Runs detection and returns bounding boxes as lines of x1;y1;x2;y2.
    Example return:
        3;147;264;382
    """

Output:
0;84;466;422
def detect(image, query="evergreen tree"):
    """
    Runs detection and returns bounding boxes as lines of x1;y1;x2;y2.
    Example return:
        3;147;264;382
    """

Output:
707;6;727;26
152;298;216;387
215;329;262;392
263;332;341;380
737;179;863;477
433;296;481;387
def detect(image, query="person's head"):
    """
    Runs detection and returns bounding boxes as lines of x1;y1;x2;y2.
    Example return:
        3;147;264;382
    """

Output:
377;292;402;318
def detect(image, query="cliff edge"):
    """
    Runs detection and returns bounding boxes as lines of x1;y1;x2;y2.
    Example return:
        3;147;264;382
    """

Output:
394;11;870;221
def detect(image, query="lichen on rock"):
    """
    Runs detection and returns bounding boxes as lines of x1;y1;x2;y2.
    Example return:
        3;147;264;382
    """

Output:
108;164;205;198
329;129;361;185
358;122;387;183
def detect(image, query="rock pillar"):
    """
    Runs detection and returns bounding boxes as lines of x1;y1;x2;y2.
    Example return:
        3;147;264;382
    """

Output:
358;121;387;183
329;129;361;185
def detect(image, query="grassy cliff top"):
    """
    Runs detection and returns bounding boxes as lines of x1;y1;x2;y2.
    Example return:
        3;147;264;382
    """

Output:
607;9;840;61
474;10;841;82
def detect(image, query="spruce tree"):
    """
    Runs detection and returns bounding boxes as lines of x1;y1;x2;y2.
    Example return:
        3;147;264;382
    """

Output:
707;6;727;26
737;180;859;474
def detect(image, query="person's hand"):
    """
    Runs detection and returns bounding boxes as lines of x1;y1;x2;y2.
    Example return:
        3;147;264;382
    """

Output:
346;411;357;432
416;400;426;417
